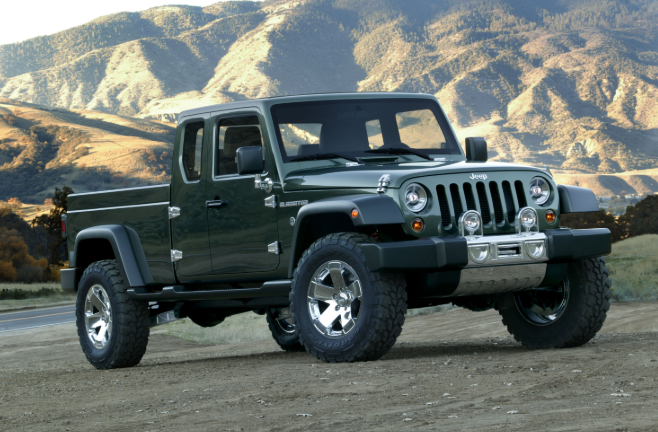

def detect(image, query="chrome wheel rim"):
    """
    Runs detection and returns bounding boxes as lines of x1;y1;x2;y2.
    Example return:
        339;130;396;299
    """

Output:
307;260;363;338
515;278;570;326
84;284;113;349
274;307;296;334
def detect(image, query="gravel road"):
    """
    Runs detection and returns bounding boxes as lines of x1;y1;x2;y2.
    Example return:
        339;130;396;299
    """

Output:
1;302;657;431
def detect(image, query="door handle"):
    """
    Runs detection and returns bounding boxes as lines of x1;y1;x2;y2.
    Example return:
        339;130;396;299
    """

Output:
206;199;228;208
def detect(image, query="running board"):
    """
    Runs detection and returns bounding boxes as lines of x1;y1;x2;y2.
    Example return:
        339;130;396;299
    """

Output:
127;280;291;302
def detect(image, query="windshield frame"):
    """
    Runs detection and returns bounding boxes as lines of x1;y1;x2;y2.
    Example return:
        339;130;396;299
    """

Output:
269;97;461;164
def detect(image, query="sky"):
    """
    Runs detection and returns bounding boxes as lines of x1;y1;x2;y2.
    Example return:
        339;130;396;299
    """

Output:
0;0;259;46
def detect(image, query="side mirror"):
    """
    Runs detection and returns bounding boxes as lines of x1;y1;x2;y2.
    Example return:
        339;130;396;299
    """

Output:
236;146;264;175
465;137;488;162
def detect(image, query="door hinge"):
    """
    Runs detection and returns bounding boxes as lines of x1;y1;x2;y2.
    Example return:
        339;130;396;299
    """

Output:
267;241;281;255
265;195;277;208
171;250;183;262
168;207;181;219
255;174;274;193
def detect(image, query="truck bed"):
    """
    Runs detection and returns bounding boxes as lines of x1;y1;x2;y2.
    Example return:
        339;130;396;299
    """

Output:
66;184;175;284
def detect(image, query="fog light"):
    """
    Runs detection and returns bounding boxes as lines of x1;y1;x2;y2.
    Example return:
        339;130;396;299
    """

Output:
525;240;545;259
545;210;556;224
516;207;539;233
411;218;424;232
458;210;483;236
468;244;490;263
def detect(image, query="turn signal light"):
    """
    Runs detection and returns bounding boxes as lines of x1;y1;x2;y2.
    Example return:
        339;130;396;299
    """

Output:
545;210;556;224
411;218;424;232
351;208;359;218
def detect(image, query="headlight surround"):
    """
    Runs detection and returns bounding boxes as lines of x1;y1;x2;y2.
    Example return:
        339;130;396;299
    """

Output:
525;240;546;260
529;177;551;205
404;183;428;213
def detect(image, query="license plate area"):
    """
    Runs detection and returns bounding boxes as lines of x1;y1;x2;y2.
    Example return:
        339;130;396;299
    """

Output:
497;243;521;258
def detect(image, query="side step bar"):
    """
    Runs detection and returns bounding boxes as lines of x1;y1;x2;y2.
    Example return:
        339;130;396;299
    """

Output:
127;280;291;302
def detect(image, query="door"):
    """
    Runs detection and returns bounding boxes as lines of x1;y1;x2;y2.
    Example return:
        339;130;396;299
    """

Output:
206;114;280;274
170;115;213;278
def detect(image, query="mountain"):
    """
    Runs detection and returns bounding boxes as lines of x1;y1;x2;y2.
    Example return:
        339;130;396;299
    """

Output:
1;0;658;199
0;99;174;201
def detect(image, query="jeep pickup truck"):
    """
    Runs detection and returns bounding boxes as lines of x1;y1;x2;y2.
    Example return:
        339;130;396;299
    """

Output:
61;93;611;369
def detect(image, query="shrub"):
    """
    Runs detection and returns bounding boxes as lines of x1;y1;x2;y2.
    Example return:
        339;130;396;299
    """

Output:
0;261;17;282
621;195;658;237
0;287;63;300
0;227;50;283
561;209;627;243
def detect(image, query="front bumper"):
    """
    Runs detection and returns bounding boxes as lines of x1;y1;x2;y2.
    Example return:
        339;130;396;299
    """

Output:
361;228;611;272
361;228;610;298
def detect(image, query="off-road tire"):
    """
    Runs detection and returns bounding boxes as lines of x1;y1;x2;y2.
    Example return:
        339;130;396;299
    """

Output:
76;260;150;369
497;257;611;349
290;233;407;363
265;308;304;352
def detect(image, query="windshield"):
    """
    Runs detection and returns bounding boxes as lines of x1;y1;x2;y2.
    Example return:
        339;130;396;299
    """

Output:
270;98;460;163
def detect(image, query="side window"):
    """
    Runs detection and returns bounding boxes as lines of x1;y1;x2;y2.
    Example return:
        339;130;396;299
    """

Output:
217;116;263;176
366;119;384;149
396;109;447;149
181;121;204;182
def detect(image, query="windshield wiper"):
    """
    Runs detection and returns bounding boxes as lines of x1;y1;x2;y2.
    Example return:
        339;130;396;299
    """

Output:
365;147;432;160
290;153;359;162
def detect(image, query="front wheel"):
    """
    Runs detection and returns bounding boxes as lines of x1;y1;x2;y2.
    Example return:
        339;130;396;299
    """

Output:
290;233;407;363
76;260;150;369
497;257;611;348
266;307;304;352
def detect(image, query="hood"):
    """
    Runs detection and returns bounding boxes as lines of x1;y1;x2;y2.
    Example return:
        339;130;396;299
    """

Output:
283;161;548;191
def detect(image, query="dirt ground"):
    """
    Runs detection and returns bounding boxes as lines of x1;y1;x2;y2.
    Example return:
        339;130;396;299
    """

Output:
2;302;658;432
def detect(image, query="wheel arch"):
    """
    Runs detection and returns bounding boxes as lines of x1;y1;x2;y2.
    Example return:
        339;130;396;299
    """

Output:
287;194;404;278
72;225;154;290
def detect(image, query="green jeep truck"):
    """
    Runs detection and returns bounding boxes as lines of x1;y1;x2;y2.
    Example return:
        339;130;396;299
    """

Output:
61;92;611;369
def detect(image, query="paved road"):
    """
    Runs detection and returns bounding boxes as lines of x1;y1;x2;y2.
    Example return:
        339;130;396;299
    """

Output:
0;305;76;334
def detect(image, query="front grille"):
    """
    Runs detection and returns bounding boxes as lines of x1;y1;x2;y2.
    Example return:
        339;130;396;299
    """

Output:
436;179;528;230
476;182;491;224
437;185;451;228
450;183;463;216
489;182;504;224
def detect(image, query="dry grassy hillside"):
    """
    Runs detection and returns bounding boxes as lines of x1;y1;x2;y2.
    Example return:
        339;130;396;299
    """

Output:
0;99;174;201
0;0;657;197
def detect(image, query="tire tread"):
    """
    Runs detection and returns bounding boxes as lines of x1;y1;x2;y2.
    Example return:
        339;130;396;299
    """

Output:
499;257;611;349
290;233;407;363
76;260;150;369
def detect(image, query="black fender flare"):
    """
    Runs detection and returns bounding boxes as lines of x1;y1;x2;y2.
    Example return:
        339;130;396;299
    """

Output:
72;225;154;289
557;185;599;213
287;194;404;278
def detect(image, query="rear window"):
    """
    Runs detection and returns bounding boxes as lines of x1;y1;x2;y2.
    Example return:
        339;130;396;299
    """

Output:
270;98;459;162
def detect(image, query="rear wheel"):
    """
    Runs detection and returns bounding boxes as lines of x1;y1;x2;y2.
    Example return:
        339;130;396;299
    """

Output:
76;260;150;369
290;233;407;363
497;257;611;348
266;307;304;352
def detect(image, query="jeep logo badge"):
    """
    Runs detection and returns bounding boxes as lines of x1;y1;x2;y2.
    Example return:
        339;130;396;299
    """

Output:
470;173;488;180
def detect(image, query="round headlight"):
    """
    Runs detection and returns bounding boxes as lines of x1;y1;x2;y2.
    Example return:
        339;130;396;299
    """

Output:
404;183;428;213
529;177;550;205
